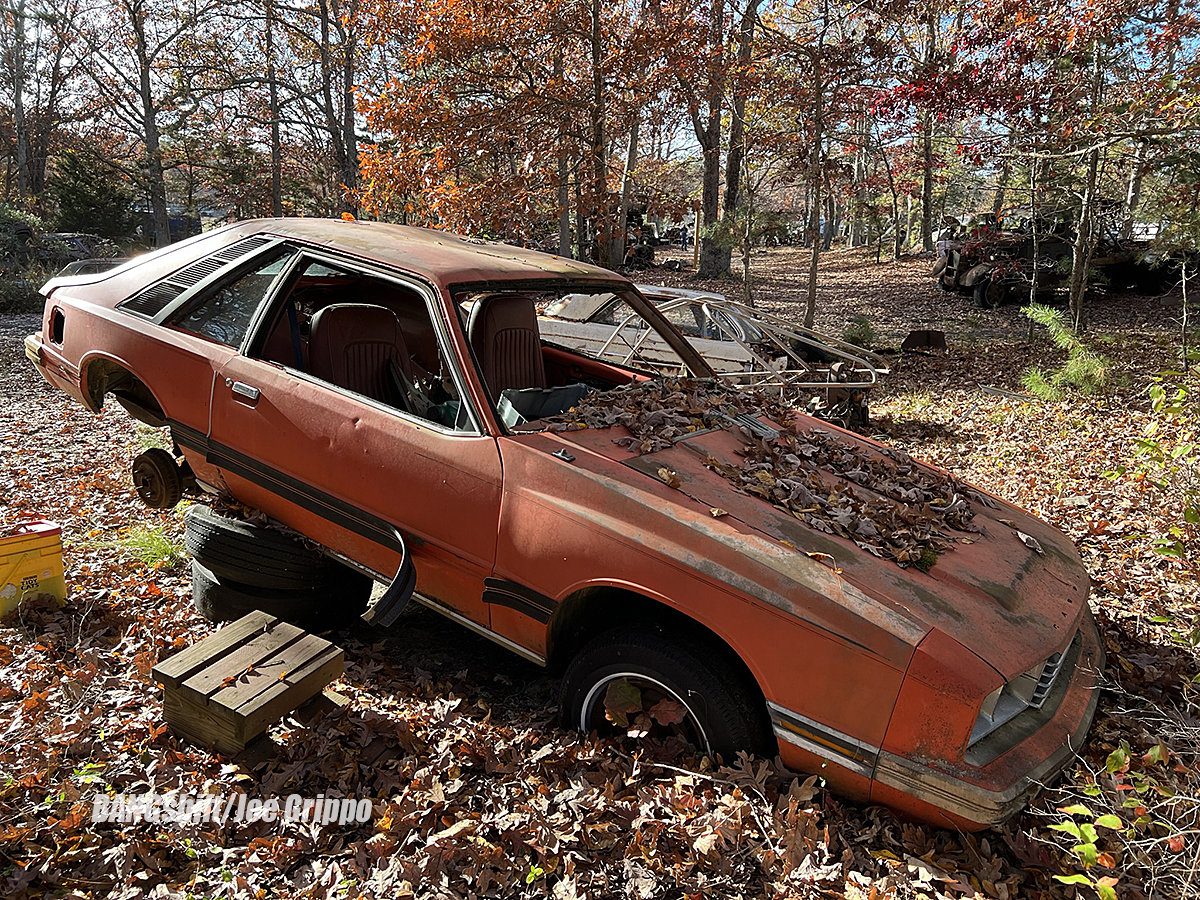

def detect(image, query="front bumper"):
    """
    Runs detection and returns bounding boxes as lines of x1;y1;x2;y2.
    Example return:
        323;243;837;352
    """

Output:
771;612;1103;829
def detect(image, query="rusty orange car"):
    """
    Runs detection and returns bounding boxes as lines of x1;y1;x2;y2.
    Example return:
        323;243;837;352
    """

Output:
25;218;1101;830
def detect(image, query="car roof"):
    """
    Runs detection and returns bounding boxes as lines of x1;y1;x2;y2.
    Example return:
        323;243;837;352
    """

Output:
239;218;621;289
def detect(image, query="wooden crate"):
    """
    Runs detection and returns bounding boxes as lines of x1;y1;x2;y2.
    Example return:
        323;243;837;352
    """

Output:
153;610;344;755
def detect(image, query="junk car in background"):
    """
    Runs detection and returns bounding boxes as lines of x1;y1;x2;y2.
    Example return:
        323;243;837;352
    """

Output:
539;284;889;430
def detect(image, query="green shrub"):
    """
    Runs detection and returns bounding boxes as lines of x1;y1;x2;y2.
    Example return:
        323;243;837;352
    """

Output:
49;150;139;239
842;314;875;349
1132;371;1198;567
0;274;43;314
1022;304;1112;399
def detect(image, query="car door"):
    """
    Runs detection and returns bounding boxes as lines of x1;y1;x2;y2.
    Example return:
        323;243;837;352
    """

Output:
205;251;502;627
152;239;300;486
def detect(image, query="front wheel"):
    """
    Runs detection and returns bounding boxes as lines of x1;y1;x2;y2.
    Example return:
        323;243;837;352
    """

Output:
974;277;1008;308
559;625;772;762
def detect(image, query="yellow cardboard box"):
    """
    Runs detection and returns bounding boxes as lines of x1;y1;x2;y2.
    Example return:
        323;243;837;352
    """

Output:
1;521;67;616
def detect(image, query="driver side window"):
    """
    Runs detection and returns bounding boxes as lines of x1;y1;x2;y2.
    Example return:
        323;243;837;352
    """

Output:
253;258;475;433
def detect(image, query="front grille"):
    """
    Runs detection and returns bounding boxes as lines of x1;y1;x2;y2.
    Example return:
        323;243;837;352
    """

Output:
1031;649;1066;707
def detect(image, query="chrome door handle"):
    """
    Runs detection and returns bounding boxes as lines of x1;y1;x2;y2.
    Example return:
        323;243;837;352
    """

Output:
230;381;260;403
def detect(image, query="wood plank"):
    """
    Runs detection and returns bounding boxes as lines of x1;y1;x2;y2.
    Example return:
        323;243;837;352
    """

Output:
209;632;336;713
163;690;246;754
153;611;278;688
240;646;344;736
178;621;306;710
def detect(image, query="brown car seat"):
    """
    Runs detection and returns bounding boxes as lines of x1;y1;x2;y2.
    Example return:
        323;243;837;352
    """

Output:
309;303;414;406
467;293;546;401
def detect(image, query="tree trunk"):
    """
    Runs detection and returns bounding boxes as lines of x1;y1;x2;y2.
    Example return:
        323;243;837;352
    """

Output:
614;117;639;264
317;0;356;214
742;206;754;306
13;0;29;199
132;3;170;247
1120;141;1145;239
851;111;866;247
558;152;571;258
340;3;358;213
589;0;610;266
920;14;936;253
822;193;836;250
266;0;283;216
804;45;823;329
1068;48;1105;333
718;0;761;277
1028;154;1040;337
28;38;68;197
574;159;586;261
1182;262;1191;373
992;157;1011;217
876;130;902;260
920;112;934;252
696;0;725;278
555;51;570;257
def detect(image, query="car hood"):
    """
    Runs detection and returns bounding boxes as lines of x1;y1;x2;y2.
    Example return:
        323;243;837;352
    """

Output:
544;417;1089;681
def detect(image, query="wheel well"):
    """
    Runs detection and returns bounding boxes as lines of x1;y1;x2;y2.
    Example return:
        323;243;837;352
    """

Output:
84;359;167;427
547;586;767;710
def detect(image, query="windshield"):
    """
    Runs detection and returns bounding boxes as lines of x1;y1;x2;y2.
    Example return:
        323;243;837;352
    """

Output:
536;287;709;375
453;283;712;429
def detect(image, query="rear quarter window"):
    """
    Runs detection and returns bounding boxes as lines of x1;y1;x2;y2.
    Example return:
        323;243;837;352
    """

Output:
171;250;295;347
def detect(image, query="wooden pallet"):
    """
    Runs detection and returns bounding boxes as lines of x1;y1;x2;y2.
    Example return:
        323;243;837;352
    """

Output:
153;610;344;755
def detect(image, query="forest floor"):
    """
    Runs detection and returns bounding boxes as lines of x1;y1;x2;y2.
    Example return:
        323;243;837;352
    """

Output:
1;246;1197;900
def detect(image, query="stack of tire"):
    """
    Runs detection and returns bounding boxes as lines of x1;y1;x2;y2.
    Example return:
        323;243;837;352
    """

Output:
184;505;373;631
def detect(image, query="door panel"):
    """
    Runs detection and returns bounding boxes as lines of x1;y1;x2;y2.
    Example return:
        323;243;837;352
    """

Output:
207;356;502;625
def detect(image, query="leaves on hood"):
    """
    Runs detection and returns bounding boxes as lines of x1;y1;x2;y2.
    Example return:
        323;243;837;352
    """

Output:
544;376;986;567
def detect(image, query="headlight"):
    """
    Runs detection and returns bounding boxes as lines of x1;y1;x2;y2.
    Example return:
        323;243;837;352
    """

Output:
970;642;1070;746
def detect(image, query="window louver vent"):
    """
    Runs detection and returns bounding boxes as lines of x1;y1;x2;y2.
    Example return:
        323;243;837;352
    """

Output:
118;235;274;318
120;282;183;317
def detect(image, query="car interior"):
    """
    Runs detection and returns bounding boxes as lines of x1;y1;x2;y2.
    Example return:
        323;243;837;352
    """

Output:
251;260;471;429
246;258;649;431
459;288;661;428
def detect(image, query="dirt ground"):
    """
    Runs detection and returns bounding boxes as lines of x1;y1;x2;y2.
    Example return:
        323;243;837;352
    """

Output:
1;249;1197;899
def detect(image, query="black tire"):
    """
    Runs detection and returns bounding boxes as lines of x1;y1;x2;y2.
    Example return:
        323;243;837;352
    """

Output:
974;277;1008;308
559;625;772;763
938;270;957;292
191;558;371;630
846;397;870;432
132;448;183;509
184;504;344;591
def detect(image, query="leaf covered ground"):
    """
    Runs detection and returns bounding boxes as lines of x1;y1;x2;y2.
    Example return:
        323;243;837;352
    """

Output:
1;249;1198;900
